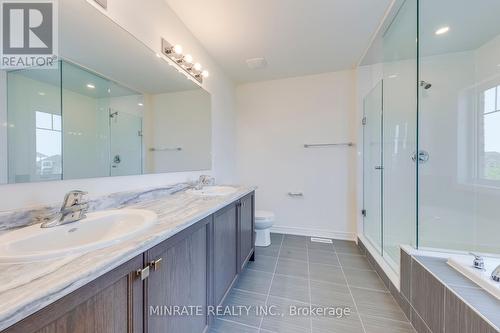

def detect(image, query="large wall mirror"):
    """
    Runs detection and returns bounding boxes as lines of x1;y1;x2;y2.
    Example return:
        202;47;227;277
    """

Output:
0;0;211;184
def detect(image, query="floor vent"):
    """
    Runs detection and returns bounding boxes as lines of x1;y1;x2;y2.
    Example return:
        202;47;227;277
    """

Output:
310;237;333;244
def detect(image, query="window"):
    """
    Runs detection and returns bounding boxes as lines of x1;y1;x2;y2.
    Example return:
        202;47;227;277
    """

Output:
480;86;500;182
35;111;62;179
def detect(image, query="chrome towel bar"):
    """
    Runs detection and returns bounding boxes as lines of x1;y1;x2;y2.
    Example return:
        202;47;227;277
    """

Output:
149;147;182;152
304;142;354;148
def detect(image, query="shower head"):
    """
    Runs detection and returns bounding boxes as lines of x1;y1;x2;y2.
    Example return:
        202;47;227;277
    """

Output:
420;80;432;90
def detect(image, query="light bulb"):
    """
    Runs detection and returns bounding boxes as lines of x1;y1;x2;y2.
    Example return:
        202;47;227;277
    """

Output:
184;54;193;64
435;26;450;35
173;44;183;55
201;70;209;78
194;63;202;71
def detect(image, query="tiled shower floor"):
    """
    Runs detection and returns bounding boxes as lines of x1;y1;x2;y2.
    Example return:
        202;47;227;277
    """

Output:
210;233;416;333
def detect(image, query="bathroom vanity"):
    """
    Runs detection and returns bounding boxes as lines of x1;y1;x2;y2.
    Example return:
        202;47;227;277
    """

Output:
0;187;255;333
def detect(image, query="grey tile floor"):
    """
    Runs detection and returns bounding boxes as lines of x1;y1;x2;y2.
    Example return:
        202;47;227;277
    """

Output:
210;233;416;333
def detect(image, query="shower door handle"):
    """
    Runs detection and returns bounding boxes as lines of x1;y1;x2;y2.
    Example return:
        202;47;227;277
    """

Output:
411;150;429;163
374;166;383;170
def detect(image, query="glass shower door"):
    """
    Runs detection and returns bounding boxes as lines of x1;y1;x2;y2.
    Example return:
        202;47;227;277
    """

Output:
109;109;143;177
363;81;384;253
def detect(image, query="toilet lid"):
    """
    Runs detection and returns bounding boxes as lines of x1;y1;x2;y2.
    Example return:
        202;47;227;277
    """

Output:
255;210;275;221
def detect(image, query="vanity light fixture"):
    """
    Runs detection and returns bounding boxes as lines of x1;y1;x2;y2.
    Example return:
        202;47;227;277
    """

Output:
161;38;209;83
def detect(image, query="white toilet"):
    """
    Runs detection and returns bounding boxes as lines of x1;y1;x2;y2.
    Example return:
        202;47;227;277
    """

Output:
255;210;275;247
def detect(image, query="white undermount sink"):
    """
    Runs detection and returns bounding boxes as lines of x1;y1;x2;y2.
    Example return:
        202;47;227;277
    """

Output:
0;209;157;264
188;186;238;196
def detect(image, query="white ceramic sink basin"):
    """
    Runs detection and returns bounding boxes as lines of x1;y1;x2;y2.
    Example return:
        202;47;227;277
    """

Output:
0;209;157;263
189;186;238;196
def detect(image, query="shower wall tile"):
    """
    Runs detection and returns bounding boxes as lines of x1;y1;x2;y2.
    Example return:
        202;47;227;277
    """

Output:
411;259;445;333
444;289;498;333
411;308;432;333
400;249;411;301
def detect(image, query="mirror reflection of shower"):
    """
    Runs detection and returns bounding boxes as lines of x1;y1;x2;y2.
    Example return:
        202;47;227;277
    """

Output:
420;80;432;89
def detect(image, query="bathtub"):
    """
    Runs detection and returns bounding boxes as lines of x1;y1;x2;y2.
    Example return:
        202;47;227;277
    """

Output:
448;255;500;300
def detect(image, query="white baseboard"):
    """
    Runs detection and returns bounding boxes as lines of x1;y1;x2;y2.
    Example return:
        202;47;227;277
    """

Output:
270;226;356;241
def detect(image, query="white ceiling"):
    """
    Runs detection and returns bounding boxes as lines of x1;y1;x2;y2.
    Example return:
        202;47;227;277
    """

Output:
165;0;392;83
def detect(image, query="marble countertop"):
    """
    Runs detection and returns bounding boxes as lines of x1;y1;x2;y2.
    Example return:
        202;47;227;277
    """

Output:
0;185;255;331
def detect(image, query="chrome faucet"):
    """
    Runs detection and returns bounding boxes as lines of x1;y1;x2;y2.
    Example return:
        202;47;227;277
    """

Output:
41;190;89;228
194;175;215;190
492;265;500;282
470;253;485;270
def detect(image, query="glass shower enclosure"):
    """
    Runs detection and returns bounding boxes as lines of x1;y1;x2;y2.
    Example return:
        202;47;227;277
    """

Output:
360;0;500;275
361;0;418;272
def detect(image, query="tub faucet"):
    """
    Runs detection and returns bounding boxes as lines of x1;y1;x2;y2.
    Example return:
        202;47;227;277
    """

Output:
492;265;500;282
41;190;89;228
470;253;485;270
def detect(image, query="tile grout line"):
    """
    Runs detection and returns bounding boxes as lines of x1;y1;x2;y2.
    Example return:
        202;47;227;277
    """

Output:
231;286;415;325
305;242;313;332
217;317;262;331
334;250;368;333
259;252;374;268
362;246;416;328
257;234;284;331
245;267;389;293
232;287;308;307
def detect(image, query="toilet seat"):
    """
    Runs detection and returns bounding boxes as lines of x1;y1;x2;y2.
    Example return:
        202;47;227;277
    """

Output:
255;210;275;222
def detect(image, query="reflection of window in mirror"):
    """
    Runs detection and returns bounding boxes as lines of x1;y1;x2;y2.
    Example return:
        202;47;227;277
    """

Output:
479;85;500;183
35;111;62;180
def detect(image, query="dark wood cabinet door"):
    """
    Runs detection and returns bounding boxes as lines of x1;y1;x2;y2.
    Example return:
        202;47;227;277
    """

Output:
4;255;144;333
213;203;238;306
239;193;255;271
146;217;210;333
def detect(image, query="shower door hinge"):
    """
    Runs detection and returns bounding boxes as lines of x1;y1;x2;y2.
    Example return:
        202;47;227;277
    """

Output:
138;130;143;137
361;209;367;217
362;117;367;125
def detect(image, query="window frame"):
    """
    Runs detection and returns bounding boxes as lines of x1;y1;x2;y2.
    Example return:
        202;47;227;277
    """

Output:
477;84;500;186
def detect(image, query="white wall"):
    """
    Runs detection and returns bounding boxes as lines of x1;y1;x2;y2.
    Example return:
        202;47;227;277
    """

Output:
63;90;109;180
0;0;236;211
236;71;357;240
150;90;211;173
0;70;8;184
